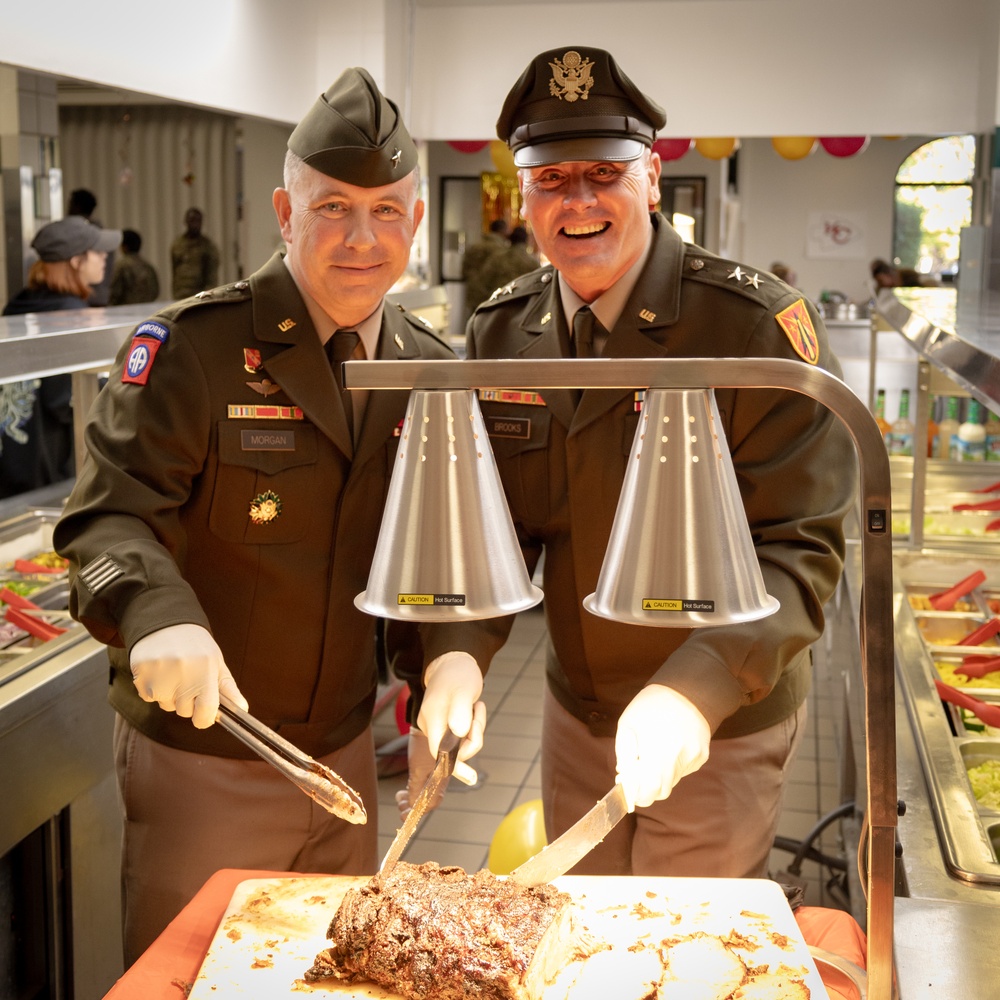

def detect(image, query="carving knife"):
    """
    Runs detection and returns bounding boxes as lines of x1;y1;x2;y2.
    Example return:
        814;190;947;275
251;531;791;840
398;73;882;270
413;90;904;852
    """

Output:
379;728;461;875
508;783;629;886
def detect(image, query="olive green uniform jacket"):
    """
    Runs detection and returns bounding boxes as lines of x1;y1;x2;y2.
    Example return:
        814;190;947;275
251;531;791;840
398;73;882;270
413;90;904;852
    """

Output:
55;252;454;758
422;215;857;741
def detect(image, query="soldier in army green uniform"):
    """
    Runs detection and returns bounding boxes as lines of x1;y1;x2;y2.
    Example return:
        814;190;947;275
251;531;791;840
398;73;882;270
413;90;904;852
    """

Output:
55;68;484;966
417;47;857;879
170;207;220;299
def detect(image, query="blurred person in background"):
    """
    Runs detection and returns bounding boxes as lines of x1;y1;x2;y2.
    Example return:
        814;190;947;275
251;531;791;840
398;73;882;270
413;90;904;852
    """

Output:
479;224;538;298
67;187;116;306
462;218;509;322
170;207;220;299
1;215;120;497
109;229;161;305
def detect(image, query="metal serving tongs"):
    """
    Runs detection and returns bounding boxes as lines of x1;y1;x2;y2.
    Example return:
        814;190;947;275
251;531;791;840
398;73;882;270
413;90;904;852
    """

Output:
216;695;367;825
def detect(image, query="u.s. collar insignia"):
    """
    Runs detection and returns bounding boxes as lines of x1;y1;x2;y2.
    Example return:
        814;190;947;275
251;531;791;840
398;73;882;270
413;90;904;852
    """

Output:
243;348;262;373
249;490;282;525
246;378;281;397
277;317;296;333
394;332;405;350
549;50;595;102
639;309;656;322
391;148;402;167
541;312;551;325
775;298;820;365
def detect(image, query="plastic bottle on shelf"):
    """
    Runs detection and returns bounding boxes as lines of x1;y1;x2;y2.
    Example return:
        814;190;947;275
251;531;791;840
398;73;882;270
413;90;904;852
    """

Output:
873;388;891;443
954;398;986;462
936;396;960;460
985;408;1000;461
926;402;939;458
886;388;914;456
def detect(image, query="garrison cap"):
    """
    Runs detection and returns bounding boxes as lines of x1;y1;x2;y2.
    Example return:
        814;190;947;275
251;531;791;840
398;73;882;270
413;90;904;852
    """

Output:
497;46;666;168
287;67;418;187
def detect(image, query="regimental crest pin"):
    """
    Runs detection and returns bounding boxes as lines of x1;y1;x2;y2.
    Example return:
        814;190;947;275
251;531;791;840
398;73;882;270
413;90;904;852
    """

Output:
243;348;262;373
549;51;595;102
249;490;282;525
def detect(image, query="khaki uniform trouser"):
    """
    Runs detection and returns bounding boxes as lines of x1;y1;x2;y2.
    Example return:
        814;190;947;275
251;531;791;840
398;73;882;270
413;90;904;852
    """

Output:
114;715;378;967
541;686;807;878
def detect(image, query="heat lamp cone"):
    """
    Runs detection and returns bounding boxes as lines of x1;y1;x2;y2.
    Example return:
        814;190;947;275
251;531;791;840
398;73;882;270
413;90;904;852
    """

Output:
356;388;542;620
584;387;779;627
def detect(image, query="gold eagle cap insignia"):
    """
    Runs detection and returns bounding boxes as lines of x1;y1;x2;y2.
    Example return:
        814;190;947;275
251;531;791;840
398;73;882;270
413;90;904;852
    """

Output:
549;51;595;102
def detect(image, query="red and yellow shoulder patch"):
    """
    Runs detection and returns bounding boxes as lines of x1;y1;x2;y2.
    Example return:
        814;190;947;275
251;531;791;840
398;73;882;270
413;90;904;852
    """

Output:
775;298;819;365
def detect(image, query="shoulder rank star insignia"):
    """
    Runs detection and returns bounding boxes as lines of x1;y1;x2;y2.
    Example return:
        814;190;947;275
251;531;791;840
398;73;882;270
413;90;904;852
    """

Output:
549;50;595;102
249;490;282;525
745;272;760;289
727;266;744;282
246;378;281;397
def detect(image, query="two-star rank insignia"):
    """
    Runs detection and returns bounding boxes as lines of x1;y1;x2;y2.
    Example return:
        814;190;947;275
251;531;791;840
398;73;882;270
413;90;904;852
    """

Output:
775;298;820;365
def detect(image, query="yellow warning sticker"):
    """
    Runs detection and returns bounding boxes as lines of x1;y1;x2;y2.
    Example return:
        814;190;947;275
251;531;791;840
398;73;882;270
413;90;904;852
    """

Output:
642;599;716;612
397;594;467;606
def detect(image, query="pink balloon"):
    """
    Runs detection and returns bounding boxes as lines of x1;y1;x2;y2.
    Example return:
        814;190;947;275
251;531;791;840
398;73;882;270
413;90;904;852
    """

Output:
819;136;870;158
447;140;490;154
652;138;693;161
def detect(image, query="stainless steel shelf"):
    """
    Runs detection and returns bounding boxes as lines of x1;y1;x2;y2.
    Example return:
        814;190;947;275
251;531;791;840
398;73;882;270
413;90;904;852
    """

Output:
0;300;169;384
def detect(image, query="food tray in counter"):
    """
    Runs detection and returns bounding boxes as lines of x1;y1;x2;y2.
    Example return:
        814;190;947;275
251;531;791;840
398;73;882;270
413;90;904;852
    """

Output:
0;507;84;686
895;552;1000;882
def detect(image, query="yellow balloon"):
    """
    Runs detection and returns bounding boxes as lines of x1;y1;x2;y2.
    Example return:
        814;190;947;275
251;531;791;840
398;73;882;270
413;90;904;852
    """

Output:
489;140;518;179
771;136;818;160
487;799;547;875
694;137;740;160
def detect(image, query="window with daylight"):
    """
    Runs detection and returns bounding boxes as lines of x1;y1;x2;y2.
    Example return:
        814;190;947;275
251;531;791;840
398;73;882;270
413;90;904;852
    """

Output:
893;135;976;282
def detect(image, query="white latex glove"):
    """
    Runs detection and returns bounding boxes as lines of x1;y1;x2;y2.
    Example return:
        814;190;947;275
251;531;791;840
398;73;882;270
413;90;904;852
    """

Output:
614;684;712;812
394;728;480;821
417;651;487;760
129;623;248;729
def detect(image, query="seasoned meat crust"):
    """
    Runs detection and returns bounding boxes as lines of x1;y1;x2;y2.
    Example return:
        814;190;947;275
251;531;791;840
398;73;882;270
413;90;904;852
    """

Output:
305;862;571;1000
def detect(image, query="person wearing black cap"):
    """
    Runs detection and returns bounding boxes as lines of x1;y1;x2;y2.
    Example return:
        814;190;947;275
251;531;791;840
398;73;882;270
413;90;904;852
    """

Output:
53;67;480;965
2;215;121;497
417;47;856;880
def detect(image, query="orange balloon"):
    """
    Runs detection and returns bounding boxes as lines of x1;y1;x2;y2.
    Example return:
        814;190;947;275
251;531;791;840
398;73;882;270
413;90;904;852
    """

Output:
771;136;817;160
489;140;518;178
694;137;740;160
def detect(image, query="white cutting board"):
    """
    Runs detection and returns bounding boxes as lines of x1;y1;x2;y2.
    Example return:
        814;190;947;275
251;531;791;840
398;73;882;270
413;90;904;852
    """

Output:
188;874;828;999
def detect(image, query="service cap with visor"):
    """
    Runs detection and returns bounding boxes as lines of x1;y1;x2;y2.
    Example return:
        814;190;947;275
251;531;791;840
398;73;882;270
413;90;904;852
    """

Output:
288;67;418;187
496;46;666;168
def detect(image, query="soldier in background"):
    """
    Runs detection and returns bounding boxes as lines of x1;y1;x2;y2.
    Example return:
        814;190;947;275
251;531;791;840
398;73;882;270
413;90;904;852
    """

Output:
461;218;509;321
109;229;161;305
170;207;220;298
479;224;538;298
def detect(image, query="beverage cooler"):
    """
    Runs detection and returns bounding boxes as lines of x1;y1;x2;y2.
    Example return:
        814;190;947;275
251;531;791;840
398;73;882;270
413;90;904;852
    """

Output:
0;305;163;998
837;287;1000;994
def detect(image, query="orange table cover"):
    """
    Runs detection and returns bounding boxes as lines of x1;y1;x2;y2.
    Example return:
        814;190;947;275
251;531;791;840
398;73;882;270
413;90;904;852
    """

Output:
102;868;867;1000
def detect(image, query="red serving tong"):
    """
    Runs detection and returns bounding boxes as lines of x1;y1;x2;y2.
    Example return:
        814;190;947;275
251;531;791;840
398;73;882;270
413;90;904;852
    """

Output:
970;481;1000;493
953;498;1000;512
954;617;1000;647
0;587;67;642
934;678;1000;728
956;655;1000;680
927;569;987;610
13;557;66;575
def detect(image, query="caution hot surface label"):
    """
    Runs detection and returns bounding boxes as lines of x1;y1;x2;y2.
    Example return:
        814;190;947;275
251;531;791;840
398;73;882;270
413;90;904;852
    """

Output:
642;599;715;612
397;594;467;606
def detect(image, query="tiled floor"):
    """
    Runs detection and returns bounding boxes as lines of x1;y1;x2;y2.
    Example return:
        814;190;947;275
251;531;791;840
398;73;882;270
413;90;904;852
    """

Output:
373;603;851;910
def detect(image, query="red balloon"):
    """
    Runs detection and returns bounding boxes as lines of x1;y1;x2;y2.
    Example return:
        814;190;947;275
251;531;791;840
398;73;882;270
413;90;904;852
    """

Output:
652;138;693;161
819;136;870;158
447;140;490;154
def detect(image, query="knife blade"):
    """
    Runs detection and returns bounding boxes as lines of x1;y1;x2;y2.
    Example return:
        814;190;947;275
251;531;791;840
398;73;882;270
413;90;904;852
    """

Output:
379;728;461;875
508;783;629;887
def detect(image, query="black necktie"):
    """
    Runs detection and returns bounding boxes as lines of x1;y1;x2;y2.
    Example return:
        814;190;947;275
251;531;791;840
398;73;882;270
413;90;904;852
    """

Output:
326;330;361;438
573;306;596;359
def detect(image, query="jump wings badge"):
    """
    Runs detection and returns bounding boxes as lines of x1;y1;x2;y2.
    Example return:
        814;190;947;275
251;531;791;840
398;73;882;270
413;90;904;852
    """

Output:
549;50;594;102
249;490;282;526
